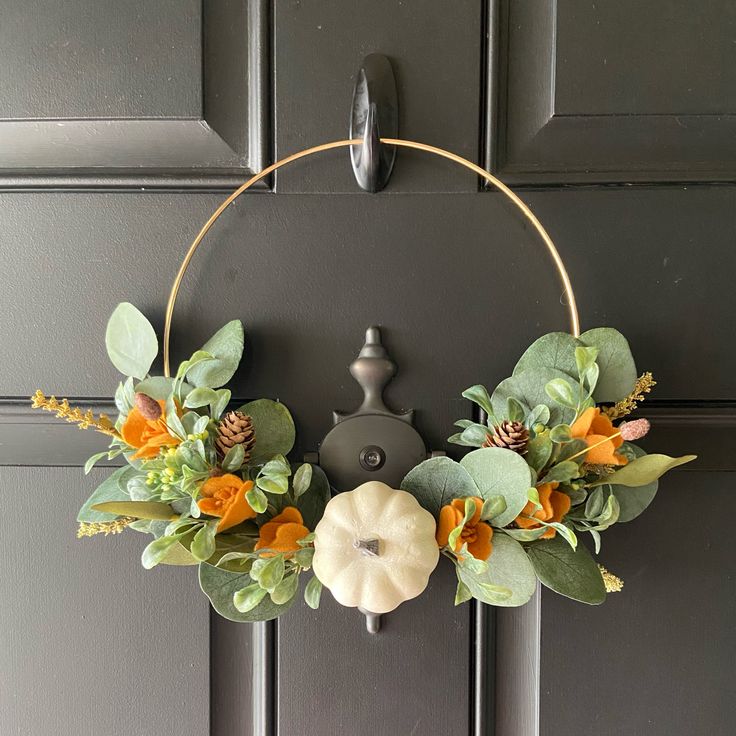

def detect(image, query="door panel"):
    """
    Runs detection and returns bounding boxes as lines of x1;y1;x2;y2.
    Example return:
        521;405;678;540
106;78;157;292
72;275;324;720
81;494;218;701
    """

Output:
0;467;210;736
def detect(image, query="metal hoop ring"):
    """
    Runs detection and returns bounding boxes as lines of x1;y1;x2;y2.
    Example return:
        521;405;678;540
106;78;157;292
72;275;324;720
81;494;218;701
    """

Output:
163;138;580;376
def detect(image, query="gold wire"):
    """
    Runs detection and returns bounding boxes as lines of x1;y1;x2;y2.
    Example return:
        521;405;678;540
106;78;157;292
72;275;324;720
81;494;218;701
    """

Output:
163;138;580;376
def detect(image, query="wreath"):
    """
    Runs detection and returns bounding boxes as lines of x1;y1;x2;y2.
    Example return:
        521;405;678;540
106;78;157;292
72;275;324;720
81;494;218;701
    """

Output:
33;302;695;620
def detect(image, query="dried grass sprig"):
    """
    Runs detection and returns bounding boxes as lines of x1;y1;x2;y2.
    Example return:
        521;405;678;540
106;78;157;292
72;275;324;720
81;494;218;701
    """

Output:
77;517;135;538
31;390;121;439
602;372;656;420
599;565;624;593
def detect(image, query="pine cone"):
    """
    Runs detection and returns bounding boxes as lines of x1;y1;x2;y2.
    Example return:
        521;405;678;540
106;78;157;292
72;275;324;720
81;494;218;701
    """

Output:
483;420;529;455
215;411;256;461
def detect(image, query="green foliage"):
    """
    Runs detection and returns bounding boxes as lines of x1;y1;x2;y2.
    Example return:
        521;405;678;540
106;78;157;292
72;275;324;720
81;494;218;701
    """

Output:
539;460;580;485
304;576;323;609
527;537;606;604
461;384;496;421
454;580;473;605
590;452;696;488
578;327;637;403
549;424;572;443
105;302;158;379
448;498;477;551
459;448;532;527
190;523;218;561
462;534;537;607
401;456;478;518
186;320;244;388
141;535;183;569
221;444;245;472
256;454;292;495
90;500;175;520
270;464;331;530
513;332;581;378
292;463;313;499
491;368;577;426
238;399;296;465
77;466;136;522
135;376;193;401
480;495;507;522
598;444;658;521
525;432;553;473
199;563;296;622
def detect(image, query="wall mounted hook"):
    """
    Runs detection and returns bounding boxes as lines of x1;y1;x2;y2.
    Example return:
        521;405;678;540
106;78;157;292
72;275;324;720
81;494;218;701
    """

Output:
349;54;398;192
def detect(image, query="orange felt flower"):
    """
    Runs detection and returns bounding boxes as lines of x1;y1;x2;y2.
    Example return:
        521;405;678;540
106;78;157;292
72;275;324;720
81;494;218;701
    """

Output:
254;507;310;558
436;496;493;561
515;482;571;539
570;407;628;466
197;475;257;532
121;401;181;460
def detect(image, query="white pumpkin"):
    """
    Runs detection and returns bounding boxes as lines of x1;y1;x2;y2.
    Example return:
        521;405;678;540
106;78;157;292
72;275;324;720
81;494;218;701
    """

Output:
312;481;439;614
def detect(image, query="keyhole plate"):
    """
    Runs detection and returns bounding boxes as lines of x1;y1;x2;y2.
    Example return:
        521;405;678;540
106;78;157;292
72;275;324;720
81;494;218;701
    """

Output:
319;414;426;492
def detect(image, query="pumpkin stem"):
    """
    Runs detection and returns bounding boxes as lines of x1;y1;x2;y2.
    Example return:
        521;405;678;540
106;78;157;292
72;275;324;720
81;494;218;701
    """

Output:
354;538;380;557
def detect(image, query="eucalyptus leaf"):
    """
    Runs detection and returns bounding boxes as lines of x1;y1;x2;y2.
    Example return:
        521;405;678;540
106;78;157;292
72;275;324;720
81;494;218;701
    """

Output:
186;320;244;388
459;448;532;527
507;397;526;423
211;389;231;420
527;536;606;604
459;424;490;446
513;332;581;379
462;534;537;607
579;327;637;403
401;457;479;518
77;466;136;522
105;302;158;379
238;399;296;465
200;563;296;622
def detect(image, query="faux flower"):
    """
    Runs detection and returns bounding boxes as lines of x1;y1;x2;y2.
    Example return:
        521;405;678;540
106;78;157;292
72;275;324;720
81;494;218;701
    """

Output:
515;482;571;539
197;474;257;532
436;496;493;561
121;400;181;460
255;507;310;558
570;407;628;466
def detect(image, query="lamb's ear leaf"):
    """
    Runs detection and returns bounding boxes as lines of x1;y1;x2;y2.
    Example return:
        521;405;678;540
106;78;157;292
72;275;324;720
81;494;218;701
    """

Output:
105;302;158;379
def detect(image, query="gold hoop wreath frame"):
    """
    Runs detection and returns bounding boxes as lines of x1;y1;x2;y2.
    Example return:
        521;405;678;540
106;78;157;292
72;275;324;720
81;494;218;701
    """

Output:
162;137;580;376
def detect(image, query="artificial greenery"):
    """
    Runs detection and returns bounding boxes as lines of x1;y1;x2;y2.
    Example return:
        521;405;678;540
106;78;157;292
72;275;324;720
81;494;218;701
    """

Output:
35;308;695;620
